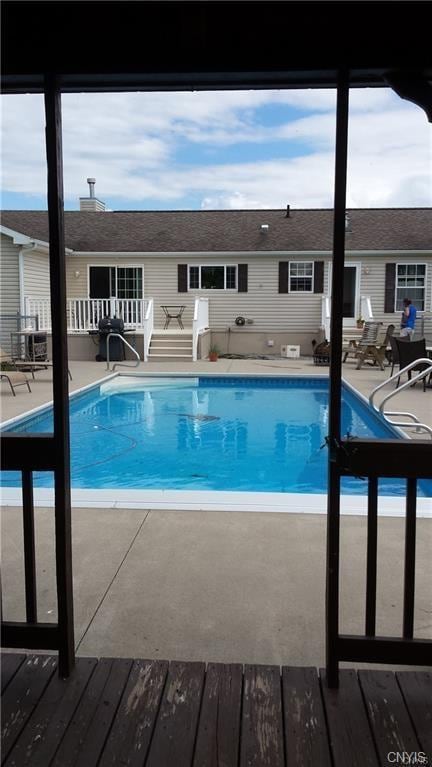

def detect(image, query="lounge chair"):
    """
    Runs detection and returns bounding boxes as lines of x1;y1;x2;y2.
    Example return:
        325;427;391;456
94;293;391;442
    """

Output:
355;323;395;370
0;348;32;395
0;345;73;381
342;321;382;364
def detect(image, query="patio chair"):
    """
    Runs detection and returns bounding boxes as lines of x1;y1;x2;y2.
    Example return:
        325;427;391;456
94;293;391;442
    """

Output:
395;337;429;392
0;347;32;395
342;321;382;364
388;334;409;377
355;323;395;370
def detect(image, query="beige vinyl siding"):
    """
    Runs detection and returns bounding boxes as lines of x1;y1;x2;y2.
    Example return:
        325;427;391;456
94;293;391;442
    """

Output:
23;248;50;299
0;234;21;352
0;234;21;314
65;254;326;331
146;255;324;331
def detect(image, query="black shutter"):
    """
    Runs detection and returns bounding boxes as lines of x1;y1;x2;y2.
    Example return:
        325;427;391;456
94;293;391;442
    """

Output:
278;262;288;293
238;264;248;292
178;264;188;292
384;263;396;312
314;261;324;293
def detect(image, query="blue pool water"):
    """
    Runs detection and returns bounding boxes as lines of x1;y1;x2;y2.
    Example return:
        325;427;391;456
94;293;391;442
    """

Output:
1;376;430;496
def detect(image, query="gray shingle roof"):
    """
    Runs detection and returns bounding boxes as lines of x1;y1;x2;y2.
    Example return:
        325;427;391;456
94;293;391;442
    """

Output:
1;208;431;253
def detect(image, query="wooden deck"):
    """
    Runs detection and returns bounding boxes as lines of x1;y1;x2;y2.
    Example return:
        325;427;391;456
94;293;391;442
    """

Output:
1;653;431;766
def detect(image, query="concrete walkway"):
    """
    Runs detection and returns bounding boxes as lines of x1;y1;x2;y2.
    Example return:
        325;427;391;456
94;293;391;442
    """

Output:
1;357;431;666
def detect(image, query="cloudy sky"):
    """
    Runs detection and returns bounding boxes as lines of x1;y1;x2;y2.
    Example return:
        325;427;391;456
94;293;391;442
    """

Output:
1;88;431;211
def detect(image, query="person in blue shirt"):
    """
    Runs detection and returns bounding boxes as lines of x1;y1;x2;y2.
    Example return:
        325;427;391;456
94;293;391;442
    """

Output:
400;298;417;339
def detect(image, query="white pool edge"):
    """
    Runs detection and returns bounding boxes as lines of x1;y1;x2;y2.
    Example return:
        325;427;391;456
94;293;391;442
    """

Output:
0;487;431;517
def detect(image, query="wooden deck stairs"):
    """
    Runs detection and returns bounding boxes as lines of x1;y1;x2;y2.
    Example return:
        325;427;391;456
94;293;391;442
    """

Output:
147;331;193;362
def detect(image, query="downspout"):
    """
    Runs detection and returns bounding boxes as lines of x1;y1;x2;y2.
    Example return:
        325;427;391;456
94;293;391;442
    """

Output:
18;247;26;316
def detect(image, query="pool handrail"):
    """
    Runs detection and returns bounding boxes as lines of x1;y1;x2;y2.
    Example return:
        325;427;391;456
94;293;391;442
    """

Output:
106;333;141;372
369;357;432;437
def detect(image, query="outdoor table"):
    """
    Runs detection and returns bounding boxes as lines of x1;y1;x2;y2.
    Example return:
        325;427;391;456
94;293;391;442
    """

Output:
161;305;186;329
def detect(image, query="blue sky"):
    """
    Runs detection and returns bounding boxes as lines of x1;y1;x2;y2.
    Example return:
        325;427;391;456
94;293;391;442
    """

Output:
1;88;431;210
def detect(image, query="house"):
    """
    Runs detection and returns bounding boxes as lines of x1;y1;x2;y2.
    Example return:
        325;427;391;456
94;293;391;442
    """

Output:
1;191;431;361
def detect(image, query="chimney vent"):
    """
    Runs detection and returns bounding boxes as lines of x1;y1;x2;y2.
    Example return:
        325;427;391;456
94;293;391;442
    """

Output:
80;178;106;212
87;178;96;198
286;205;290;217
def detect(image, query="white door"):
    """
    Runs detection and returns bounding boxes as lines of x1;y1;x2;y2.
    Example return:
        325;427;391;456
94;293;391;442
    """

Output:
328;263;361;327
342;264;361;326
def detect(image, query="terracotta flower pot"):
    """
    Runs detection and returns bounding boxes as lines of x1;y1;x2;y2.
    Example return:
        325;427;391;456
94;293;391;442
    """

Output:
208;352;218;361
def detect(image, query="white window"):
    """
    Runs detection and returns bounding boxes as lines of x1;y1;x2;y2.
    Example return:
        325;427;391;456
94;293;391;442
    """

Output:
289;262;314;292
396;264;426;311
188;265;237;290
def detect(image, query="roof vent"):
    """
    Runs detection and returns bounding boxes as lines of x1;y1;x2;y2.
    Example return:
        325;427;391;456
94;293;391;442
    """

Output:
79;178;106;212
87;177;96;198
286;205;290;217
260;224;269;233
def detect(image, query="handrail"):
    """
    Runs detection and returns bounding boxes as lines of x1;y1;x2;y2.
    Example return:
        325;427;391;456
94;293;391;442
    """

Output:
369;358;432;437
143;297;154;362
105;333;141;371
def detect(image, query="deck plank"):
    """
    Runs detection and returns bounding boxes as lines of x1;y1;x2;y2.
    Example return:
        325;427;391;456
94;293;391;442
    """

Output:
240;664;284;767
396;671;432;761
283;666;331;767
359;670;423;766
4;656;97;767
1;654;57;763
320;668;379;767
98;658;168;767
52;657;132;767
1;653;26;693
146;660;206;767
193;662;243;767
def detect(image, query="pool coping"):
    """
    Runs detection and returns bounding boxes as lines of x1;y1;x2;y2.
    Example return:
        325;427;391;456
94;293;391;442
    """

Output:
1;372;431;518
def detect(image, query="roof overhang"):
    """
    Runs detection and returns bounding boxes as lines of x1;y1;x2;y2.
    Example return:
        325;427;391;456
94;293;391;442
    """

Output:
2;2;432;95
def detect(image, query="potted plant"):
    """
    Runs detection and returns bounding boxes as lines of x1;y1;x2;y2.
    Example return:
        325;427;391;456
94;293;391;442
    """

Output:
356;316;365;329
208;344;219;362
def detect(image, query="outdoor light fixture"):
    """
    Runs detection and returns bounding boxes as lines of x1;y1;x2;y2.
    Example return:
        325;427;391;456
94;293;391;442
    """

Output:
74;270;80;278
260;224;269;233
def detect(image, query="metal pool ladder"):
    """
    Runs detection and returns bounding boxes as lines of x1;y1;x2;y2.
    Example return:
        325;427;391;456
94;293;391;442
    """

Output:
106;333;141;372
369;358;432;437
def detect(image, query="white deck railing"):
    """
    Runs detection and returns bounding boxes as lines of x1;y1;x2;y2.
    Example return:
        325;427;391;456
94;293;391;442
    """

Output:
142;298;154;362
192;297;209;362
321;294;373;339
25;297;148;332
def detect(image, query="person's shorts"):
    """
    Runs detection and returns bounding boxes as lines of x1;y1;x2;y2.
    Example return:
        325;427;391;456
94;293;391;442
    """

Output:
400;327;414;338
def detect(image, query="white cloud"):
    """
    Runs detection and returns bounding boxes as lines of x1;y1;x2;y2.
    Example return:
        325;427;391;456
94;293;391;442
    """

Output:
1;88;431;209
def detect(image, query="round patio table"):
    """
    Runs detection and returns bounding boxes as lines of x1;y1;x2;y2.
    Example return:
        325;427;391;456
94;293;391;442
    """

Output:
160;305;186;329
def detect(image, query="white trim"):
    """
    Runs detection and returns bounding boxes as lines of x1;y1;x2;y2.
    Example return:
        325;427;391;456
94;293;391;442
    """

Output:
73;249;432;259
0;487;430;517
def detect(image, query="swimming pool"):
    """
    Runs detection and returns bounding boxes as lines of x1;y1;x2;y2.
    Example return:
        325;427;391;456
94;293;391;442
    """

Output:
1;374;430;500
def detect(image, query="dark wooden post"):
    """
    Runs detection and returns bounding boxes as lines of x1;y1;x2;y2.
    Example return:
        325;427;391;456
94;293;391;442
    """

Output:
325;69;350;688
44;74;75;677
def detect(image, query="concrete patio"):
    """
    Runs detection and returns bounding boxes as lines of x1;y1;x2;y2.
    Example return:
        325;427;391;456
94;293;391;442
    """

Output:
1;357;431;667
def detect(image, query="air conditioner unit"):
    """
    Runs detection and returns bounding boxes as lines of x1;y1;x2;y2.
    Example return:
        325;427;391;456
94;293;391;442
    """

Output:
281;344;300;358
